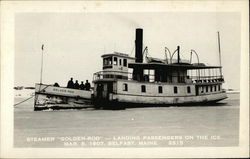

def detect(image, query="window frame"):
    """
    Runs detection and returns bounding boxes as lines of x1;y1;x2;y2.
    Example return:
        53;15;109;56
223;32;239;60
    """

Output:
174;86;178;94
206;86;208;92
158;86;163;93
108;57;112;65
187;86;191;93
123;59;127;67
141;85;146;93
123;83;128;91
119;59;122;66
114;57;118;65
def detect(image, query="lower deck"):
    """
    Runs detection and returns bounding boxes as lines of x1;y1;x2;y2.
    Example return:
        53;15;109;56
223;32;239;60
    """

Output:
93;79;227;108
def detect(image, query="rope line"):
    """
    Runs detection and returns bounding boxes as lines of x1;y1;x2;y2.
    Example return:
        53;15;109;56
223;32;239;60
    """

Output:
14;85;50;106
14;95;35;106
129;44;135;56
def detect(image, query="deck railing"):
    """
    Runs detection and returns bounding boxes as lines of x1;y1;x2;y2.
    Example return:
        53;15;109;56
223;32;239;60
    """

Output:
93;71;131;81
93;71;224;84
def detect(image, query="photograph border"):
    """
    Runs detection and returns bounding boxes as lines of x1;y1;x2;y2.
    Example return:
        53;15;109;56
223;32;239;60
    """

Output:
1;0;249;158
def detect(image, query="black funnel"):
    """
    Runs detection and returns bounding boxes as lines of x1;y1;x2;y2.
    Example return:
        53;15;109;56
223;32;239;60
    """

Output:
135;28;143;63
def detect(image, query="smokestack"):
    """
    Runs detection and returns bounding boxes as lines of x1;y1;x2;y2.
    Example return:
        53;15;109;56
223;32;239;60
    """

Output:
135;28;143;63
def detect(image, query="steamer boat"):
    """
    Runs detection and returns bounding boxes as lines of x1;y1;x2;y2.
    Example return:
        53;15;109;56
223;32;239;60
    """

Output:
34;28;227;110
92;28;227;109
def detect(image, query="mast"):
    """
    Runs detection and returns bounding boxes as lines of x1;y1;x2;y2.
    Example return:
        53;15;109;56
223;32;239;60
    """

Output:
217;31;222;77
40;44;44;84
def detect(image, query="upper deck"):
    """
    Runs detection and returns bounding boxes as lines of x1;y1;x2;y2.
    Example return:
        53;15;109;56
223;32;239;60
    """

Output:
93;52;224;85
128;62;221;70
93;29;224;85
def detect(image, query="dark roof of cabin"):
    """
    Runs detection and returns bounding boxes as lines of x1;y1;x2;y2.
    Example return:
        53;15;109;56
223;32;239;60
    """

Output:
101;52;135;59
128;62;221;70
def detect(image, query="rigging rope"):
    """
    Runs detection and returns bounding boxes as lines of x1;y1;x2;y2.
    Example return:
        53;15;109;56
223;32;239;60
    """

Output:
14;95;35;107
129;44;135;56
14;85;50;106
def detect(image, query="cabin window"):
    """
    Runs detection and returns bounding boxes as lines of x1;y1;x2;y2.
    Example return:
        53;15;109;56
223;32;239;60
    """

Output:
218;85;221;91
119;59;122;65
187;86;191;93
201;87;204;93
141;85;146;93
214;85;217;91
210;86;213;92
123;83;128;91
114;57;117;65
158;86;163;93
104;57;112;65
103;57;113;69
103;58;108;65
206;86;208;92
174;86;178;94
123;59;127;67
109;57;112;65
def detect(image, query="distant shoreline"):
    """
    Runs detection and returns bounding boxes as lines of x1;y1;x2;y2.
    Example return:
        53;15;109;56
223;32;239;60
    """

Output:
226;91;240;94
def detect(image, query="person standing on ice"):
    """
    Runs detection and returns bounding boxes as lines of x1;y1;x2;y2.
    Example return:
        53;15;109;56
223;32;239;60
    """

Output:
79;81;85;90
85;80;91;90
67;77;74;88
74;80;80;89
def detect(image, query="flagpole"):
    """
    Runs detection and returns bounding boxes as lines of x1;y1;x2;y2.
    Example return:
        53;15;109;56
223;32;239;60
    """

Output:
217;31;222;78
40;44;44;84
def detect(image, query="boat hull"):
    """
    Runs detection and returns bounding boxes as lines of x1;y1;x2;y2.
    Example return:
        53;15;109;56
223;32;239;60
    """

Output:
34;84;93;111
93;92;228;109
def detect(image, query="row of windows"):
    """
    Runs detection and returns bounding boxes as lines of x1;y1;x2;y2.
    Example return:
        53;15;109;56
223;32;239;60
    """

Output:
122;84;222;95
113;57;127;67
103;57;127;67
122;83;191;94
201;85;221;93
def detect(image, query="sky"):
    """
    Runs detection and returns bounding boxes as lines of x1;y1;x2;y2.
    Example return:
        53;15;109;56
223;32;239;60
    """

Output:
15;12;241;89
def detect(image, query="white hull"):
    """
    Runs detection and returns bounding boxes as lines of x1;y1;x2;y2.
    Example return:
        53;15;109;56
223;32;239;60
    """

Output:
93;79;227;108
112;92;227;105
93;92;227;109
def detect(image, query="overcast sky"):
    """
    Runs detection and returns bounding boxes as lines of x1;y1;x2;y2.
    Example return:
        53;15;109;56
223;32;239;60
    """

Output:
15;12;240;89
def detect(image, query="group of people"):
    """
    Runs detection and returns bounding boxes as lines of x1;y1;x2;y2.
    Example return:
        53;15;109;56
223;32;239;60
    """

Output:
67;78;91;90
